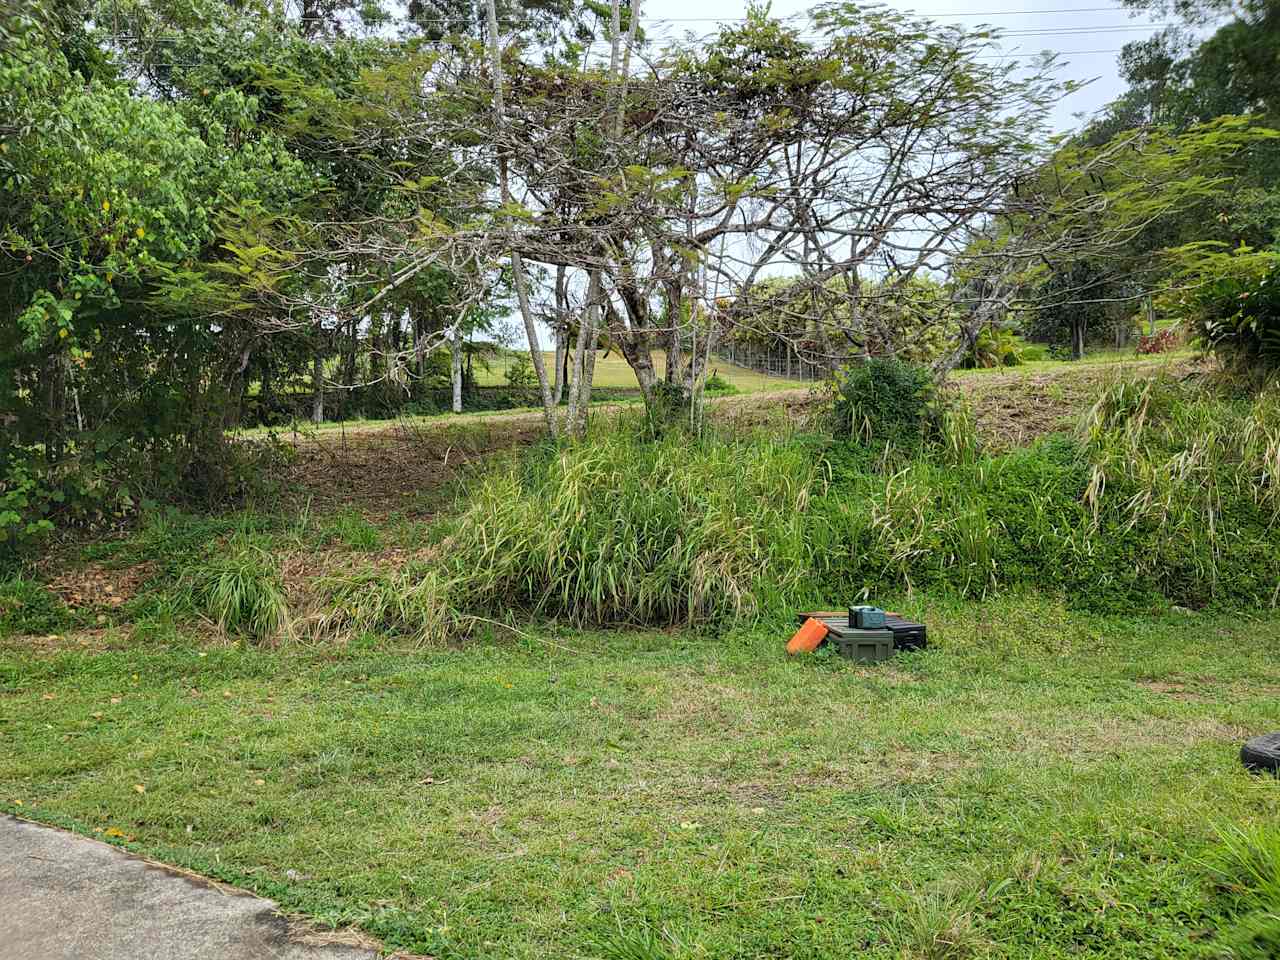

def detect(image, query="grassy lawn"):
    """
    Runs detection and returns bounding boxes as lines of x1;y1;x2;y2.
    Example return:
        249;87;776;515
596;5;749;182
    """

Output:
3;590;1278;958
950;347;1197;380
479;351;801;393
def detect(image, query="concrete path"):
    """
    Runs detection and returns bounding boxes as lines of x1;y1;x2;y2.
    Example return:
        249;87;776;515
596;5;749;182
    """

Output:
0;817;378;960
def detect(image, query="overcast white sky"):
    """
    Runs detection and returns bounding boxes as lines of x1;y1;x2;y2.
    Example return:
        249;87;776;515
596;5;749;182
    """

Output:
633;0;1166;135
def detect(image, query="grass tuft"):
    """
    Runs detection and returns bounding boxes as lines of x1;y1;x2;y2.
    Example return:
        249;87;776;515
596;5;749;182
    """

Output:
889;885;985;960
320;509;383;551
180;540;289;641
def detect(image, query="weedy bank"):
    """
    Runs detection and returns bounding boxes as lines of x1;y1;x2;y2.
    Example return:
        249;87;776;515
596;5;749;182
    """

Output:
301;366;1280;646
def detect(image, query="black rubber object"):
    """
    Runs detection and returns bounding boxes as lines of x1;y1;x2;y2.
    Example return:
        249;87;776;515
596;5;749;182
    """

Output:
1241;733;1280;774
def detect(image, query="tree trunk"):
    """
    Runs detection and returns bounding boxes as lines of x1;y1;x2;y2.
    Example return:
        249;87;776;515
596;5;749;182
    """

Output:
552;265;568;405
567;270;601;436
451;324;463;414
487;0;558;439
1071;318;1086;360
311;350;324;424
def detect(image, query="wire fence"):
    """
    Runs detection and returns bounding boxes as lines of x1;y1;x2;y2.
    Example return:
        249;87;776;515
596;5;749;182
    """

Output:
713;343;827;382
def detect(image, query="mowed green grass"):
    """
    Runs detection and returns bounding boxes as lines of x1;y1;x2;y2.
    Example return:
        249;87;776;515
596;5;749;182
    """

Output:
479;351;801;393
3;593;1279;958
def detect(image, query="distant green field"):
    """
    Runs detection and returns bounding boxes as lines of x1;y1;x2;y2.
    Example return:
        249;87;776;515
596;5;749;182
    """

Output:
478;351;801;393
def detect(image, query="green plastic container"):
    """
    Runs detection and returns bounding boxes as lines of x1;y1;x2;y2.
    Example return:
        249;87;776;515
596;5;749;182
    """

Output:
849;605;887;628
831;627;894;663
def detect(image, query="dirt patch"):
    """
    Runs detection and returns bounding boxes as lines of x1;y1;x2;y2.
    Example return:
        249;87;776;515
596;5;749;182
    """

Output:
1136;679;1212;703
959;359;1200;451
286;420;542;517
47;563;151;612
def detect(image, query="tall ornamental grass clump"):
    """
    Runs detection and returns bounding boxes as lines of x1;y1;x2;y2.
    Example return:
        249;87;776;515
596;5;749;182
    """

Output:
180;539;289;640
807;371;1280;610
439;426;818;626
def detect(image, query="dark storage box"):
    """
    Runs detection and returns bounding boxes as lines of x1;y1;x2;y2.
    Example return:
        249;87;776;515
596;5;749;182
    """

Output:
884;616;927;651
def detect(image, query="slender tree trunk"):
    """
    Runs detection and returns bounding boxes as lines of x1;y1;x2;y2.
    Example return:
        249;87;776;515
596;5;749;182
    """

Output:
312;350;324;424
487;0;558;438
451;324;463;414
567;270;601;436
552;265;568;405
576;282;603;437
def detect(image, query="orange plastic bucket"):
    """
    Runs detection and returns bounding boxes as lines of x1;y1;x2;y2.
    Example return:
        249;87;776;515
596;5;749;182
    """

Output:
786;617;829;655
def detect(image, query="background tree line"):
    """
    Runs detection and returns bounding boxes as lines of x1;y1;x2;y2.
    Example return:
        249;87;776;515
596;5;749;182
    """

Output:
2;0;1277;558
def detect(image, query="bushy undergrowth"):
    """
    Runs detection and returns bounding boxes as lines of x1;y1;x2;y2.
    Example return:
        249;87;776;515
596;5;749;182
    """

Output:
0;576;72;635
813;372;1280;609
321;371;1280;641
452;429;815;626
320;425;817;641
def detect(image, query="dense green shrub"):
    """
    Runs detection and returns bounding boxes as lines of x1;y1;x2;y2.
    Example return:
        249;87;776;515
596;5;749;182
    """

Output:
1020;344;1049;362
962;326;1024;368
0;454;59;565
504;353;537;387
827;358;940;447
703;371;738;396
1168;246;1280;374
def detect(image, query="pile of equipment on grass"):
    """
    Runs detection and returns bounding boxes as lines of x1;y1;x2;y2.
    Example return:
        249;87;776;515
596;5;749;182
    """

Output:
787;606;927;662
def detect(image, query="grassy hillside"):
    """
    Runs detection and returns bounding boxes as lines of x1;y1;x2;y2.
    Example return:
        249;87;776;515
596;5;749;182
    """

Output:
477;350;802;393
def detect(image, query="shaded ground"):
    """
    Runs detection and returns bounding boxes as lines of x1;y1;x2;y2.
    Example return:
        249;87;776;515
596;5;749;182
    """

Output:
0;816;379;960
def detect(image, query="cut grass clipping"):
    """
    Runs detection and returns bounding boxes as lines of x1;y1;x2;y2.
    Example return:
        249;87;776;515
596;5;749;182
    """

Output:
180;540;288;640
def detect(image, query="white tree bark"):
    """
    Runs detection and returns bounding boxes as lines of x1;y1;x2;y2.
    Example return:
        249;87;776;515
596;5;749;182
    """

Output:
451;324;463;414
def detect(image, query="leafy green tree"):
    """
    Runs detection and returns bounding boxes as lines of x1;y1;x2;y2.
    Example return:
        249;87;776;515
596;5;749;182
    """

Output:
1;2;309;513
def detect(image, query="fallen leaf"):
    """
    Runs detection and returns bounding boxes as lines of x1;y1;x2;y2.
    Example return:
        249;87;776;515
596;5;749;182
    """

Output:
110;697;122;705
133;784;146;794
41;693;55;701
104;827;125;838
254;779;265;786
